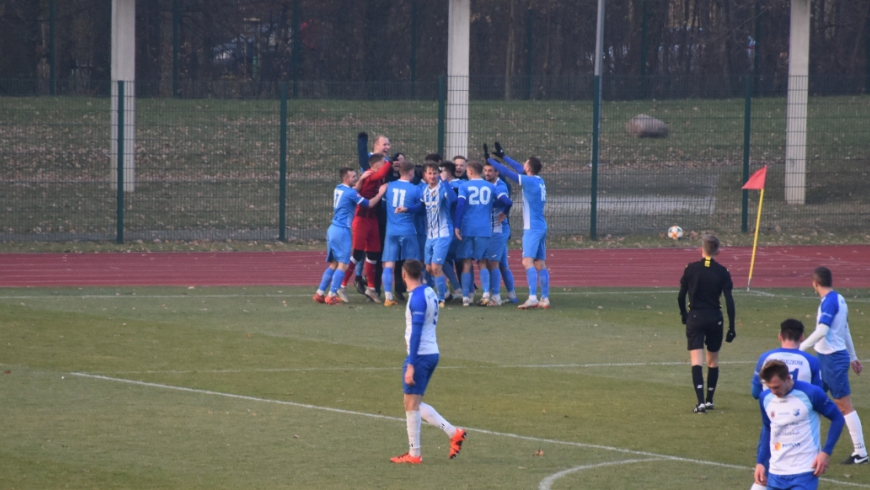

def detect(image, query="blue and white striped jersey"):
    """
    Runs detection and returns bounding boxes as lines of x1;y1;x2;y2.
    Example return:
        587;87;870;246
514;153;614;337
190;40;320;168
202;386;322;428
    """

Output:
491;178;510;234
422;181;456;239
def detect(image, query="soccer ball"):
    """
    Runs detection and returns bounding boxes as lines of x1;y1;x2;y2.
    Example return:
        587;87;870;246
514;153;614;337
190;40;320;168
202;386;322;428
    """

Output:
667;225;683;240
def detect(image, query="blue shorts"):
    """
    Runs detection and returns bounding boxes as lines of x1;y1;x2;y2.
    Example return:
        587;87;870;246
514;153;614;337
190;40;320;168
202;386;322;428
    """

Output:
819;350;852;399
484;232;510;262
383;235;421;263
424;237;452;266
456;236;490;261
403;353;440;395
767;471;818;490
522;228;547;260
326;225;352;264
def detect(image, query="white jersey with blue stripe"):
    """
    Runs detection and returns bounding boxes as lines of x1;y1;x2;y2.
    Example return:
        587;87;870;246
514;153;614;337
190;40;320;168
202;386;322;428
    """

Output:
331;184;365;229
517;174;547;231
405;286;439;357
491;178;510;234
759;381;840;476
385;180;422;237
422;181;455;239
752;348;821;399
457;178;497;238
814;291;850;355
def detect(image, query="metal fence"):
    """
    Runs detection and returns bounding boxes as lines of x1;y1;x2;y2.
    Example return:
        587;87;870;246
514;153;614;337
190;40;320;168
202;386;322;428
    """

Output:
1;76;868;243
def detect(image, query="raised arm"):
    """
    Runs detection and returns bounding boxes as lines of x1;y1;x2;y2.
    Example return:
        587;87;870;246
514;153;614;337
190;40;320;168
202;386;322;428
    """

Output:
357;132;370;171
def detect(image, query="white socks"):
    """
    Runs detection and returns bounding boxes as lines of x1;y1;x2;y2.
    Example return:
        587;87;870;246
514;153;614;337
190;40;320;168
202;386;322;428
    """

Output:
406;411;421;457
844;411;868;457
749;484;767;490
420;402;456;437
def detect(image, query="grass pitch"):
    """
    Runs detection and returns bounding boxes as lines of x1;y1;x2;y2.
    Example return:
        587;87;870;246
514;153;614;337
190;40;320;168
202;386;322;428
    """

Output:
2;286;870;489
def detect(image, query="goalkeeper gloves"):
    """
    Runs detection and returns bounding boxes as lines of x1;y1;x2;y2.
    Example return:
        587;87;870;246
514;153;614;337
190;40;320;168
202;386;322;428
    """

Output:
483;143;491;161
726;328;736;343
493;141;505;159
680;312;687;325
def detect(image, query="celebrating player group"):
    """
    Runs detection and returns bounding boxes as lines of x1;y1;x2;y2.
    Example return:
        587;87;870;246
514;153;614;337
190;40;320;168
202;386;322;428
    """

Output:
314;133;549;310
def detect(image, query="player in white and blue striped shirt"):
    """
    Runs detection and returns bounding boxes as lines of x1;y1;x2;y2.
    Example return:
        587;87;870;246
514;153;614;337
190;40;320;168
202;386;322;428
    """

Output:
419;163;457;305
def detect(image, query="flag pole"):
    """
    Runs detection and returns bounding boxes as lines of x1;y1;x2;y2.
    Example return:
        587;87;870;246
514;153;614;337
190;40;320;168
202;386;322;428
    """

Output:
746;188;765;291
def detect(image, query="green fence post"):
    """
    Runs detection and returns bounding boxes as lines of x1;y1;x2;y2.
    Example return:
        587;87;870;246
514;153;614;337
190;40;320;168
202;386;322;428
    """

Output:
292;0;301;98
116;81;125;244
437;74;446;157
173;0;180;97
279;82;288;242
590;75;600;241
49;0;56;95
411;0;418;99
525;9;534;100
741;75;752;233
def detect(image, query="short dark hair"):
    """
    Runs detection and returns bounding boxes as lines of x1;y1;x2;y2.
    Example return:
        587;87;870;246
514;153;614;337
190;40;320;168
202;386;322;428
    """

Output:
452;155;466;162
780;319;805;342
339;167;354;180
760;359;790;383
402;259;424;280
813;266;833;287
369;153;385;166
526;157;542;175
400;160;416;175
466;161;483;176
440;162;456;177
424;153;443;164
701;235;720;256
422;162;440;174
391;152;405;162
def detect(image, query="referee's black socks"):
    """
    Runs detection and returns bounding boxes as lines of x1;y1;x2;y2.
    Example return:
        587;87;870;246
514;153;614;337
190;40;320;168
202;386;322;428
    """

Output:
706;367;719;404
692;365;705;405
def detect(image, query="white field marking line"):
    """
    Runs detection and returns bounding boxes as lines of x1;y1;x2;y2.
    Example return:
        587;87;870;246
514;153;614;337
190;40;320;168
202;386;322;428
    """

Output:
539;458;663;490
69;372;870;488
95;360;760;375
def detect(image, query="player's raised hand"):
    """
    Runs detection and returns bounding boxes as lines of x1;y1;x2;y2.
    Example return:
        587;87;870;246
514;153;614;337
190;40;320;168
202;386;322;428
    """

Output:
483;143;491;161
812;452;830;476
493;141;506;159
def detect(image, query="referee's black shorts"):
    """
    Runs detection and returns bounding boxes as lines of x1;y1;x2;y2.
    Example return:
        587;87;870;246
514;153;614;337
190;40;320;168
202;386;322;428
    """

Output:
685;309;724;352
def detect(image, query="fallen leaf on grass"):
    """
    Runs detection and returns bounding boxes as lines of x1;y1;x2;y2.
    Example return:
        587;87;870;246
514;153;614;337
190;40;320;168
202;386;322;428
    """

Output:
533;450;544;456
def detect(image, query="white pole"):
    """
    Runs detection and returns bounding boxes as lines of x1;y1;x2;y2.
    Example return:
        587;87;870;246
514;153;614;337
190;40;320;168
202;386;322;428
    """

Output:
446;0;470;161
785;0;809;205
111;0;136;192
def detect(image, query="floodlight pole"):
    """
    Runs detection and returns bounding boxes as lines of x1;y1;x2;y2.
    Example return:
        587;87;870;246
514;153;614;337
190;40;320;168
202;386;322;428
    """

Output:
590;0;604;241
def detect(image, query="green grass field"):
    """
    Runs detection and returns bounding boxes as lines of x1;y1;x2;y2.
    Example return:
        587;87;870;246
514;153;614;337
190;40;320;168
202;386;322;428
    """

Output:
3;285;870;489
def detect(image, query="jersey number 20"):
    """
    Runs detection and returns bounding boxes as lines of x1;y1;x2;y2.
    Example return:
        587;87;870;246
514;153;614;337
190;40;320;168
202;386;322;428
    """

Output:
468;187;491;205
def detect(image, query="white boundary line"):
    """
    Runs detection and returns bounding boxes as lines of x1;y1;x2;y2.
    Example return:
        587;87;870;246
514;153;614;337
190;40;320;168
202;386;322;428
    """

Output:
539;458;662;490
70;372;870;488
94;360;760;375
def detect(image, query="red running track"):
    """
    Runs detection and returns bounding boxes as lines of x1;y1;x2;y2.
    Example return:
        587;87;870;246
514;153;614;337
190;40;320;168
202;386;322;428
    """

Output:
1;246;869;288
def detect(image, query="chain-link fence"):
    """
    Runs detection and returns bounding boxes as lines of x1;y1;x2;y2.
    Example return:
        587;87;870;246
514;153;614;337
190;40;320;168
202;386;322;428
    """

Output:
1;75;868;242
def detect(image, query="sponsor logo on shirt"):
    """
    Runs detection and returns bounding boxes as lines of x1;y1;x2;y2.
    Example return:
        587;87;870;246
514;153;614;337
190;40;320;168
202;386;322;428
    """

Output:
774;441;801;451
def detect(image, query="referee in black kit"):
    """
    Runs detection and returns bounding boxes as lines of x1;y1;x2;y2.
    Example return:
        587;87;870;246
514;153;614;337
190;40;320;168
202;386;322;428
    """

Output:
678;234;736;414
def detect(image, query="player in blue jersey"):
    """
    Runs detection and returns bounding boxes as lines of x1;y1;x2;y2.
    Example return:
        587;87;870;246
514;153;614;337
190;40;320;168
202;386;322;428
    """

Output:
418;163;457;306
453;161;512;307
755;360;844;489
750;319;822;490
753;319;821;400
438;162;463;300
479;162;513;306
390;260;467;464
800;266;868;465
314;168;386;305
485;142;550;309
381;160;424;307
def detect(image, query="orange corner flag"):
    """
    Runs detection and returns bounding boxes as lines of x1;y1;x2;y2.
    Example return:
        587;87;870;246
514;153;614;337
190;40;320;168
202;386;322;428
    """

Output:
742;166;767;190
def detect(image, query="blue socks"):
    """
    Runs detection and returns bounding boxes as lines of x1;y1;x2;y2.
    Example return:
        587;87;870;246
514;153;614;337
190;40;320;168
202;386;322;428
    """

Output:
479;268;490;296
461;272;473;298
443;260;460;290
501;265;515;293
490;267;502;296
382;267;394;294
330;269;345;294
525;267;538;297
434;275;447;301
539;268;550;298
318;267;336;293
